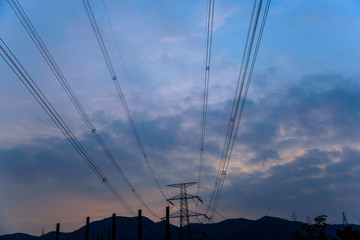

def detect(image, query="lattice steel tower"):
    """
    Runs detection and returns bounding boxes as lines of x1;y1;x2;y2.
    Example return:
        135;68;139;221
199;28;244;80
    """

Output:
342;212;348;225
167;182;204;240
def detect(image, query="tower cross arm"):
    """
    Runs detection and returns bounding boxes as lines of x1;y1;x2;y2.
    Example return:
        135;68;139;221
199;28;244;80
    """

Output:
166;182;197;188
167;194;202;201
169;210;205;219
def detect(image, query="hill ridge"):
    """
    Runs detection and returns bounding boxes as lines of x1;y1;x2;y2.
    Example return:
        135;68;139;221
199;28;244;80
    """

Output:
1;215;359;240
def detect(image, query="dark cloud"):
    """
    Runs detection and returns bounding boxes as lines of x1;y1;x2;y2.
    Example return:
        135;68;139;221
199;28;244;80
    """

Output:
220;148;360;222
0;138;106;193
325;148;360;177
248;148;281;164
233;74;360;150
240;122;278;150
2;73;359;215
198;74;360;222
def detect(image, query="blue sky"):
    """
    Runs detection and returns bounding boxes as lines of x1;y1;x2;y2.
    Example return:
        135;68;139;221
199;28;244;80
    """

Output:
1;0;360;236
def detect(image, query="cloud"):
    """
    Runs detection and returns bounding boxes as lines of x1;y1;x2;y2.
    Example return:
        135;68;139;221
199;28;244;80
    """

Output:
219;147;360;222
236;74;360;150
161;36;184;43
248;149;281;164
212;4;240;32
200;73;360;222
0;138;104;191
1;0;360;235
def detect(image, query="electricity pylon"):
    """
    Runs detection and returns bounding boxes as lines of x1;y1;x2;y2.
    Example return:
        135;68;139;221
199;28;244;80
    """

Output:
342;212;348;225
167;182;205;240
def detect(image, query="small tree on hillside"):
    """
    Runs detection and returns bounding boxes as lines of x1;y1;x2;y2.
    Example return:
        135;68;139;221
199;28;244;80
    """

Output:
292;215;360;240
335;226;360;240
291;215;328;240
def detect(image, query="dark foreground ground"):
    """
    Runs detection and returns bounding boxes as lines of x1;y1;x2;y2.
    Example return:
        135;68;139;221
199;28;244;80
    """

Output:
1;215;359;240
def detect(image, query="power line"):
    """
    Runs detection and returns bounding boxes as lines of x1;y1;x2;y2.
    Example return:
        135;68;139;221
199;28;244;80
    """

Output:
206;0;271;221
7;0;160;219
81;0;168;201
197;0;216;197
0;38;135;216
206;0;262;219
99;0;161;187
227;0;272;170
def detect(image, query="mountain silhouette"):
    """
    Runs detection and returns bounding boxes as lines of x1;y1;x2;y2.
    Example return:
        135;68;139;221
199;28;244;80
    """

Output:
1;215;359;240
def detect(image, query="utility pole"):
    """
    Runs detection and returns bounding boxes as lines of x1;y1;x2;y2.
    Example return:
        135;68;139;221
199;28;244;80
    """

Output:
138;209;142;240
166;206;170;240
86;217;90;240
112;213;116;240
56;223;60;240
167;182;205;240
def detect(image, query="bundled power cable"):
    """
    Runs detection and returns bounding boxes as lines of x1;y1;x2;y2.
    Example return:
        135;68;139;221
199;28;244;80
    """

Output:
81;0;168;202
7;0;160;218
0;38;135;216
206;0;271;221
197;0;216;197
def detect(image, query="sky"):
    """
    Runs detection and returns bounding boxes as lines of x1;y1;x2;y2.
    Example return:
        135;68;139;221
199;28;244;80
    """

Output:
1;0;360;236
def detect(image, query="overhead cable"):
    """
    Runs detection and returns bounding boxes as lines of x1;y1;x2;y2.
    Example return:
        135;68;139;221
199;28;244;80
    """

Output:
7;0;159;218
0;38;135;216
81;0;167;201
206;0;271;221
197;0;216;197
100;0;160;180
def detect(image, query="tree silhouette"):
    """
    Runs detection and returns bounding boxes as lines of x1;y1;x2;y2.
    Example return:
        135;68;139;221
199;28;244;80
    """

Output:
291;215;328;240
335;226;360;240
292;215;360;240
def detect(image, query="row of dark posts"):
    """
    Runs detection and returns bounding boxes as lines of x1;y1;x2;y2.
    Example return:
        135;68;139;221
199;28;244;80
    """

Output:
54;206;171;240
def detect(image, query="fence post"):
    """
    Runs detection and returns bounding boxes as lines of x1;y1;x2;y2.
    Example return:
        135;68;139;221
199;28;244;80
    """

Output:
85;217;90;240
56;223;60;240
138;209;142;240
166;206;170;240
112;213;116;240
